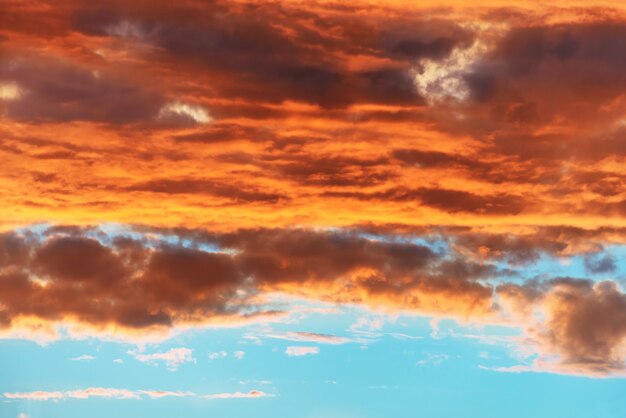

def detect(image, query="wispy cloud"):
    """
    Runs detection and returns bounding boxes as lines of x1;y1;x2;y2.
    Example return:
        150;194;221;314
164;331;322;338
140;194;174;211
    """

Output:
285;346;320;357
201;390;272;400
68;354;95;362
208;351;228;360
129;347;195;370
138;390;195;399
3;388;271;401
262;331;351;345
417;353;449;366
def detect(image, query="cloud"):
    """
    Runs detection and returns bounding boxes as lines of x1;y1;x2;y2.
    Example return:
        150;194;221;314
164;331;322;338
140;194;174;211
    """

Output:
4;225;626;375
4;391;65;401
417;353;449;366
130;348;195;370
138;390;195;399
68;354;95;361
65;388;139;400
0;54;164;123
2;388;270;401
414;38;488;103
159;102;212;124
261;331;352;345
0;225;500;341
285;346;320;356
208;351;228;360
0;81;22;101
201;390;271;400
584;253;616;275
3;388;137;401
234;350;245;360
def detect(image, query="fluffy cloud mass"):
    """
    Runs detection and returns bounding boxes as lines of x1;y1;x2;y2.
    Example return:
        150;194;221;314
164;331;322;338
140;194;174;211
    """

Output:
1;225;626;375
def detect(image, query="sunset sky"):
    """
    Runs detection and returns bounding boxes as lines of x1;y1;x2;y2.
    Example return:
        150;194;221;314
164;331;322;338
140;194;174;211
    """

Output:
3;0;626;417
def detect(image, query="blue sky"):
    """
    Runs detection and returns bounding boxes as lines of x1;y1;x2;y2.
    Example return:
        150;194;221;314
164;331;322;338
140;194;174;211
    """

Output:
3;285;626;418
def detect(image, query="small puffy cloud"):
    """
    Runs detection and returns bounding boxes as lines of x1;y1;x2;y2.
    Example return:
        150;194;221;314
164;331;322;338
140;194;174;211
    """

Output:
18;414;29;418
69;354;95;361
234;350;245;360
159;101;212;124
208;351;228;360
130;347;195;370
113;358;124;364
285;346;320;357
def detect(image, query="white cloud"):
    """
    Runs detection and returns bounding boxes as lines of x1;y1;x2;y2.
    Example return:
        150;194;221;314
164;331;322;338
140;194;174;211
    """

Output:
18;414;29;418
0;81;22;101
113;358;124;364
234;350;245;360
413;40;487;104
4;391;64;401
66;388;139;400
285;346;319;356
417;353;449;366
202;390;271;400
3;388;272;401
69;354;95;362
3;388;137;401
159;101;212;124
130;347;195;371
138;390;194;399
263;331;350;345
208;351;228;360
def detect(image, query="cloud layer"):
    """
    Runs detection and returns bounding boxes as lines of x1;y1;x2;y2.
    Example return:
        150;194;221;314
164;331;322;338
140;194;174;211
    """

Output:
1;225;626;375
2;0;626;380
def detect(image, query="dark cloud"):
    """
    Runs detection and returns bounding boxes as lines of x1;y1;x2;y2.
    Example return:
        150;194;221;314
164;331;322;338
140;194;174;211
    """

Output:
540;279;626;373
326;187;525;215
584;253;617;275
0;226;504;333
2;224;626;375
0;55;165;123
66;1;478;108
125;179;286;203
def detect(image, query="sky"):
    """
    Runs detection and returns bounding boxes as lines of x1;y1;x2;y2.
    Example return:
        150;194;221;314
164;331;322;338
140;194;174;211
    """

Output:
2;0;626;417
